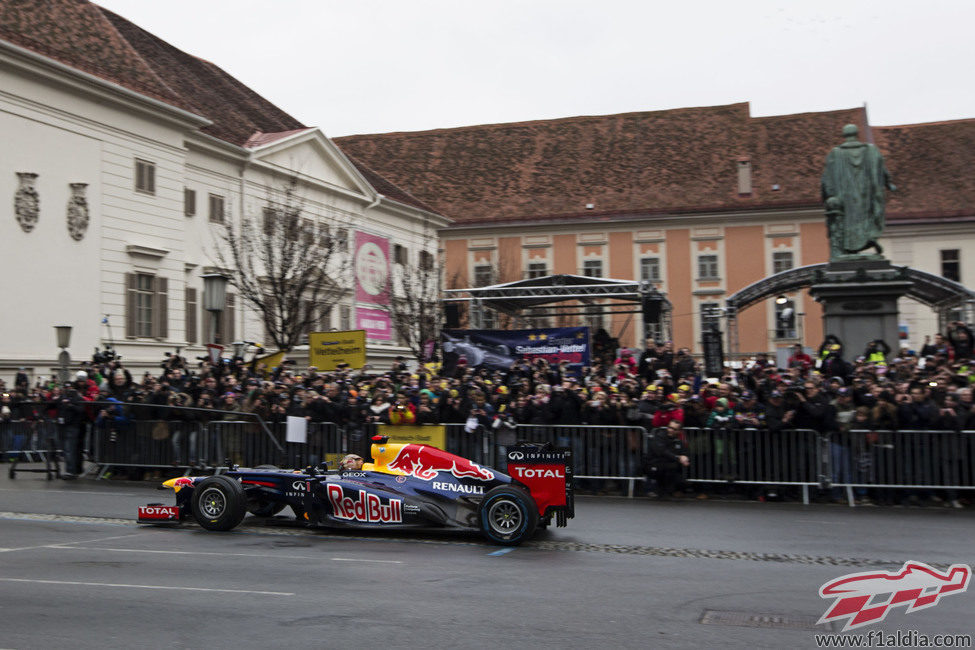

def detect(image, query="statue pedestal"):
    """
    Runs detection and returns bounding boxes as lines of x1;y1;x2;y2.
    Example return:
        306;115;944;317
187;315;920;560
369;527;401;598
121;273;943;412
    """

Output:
809;260;912;363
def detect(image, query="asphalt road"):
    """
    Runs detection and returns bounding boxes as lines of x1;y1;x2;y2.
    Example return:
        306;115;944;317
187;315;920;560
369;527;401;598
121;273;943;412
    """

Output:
0;469;973;649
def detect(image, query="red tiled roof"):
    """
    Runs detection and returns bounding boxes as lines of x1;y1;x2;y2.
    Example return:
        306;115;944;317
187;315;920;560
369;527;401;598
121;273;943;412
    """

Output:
243;128;316;149
334;104;975;224
0;0;190;111
0;1;433;213
345;154;442;215
875;119;975;221
97;6;306;146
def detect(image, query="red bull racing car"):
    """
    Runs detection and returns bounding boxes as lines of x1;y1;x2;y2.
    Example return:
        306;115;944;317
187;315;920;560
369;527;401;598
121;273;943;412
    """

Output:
138;438;573;546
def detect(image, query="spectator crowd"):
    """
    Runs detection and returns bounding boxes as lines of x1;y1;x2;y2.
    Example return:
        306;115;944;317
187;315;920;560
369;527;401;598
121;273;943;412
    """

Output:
1;320;974;501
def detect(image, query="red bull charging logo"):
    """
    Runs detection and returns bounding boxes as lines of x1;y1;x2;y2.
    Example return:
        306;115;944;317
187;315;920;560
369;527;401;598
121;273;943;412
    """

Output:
326;485;402;523
818;561;971;631
386;444;495;481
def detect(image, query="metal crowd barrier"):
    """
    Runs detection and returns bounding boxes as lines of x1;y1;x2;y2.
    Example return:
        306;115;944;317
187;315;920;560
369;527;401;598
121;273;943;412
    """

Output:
681;428;822;504
91;419;347;473
3;419;64;479
511;424;647;496
827;429;975;505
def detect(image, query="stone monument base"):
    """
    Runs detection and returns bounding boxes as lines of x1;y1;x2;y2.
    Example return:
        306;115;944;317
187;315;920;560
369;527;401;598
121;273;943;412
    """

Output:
809;260;912;363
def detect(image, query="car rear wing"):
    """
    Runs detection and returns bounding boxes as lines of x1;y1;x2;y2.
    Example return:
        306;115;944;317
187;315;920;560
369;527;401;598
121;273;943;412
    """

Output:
505;445;574;526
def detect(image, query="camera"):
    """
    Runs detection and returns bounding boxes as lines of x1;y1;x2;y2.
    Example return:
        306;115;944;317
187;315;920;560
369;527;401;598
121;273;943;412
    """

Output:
92;346;120;364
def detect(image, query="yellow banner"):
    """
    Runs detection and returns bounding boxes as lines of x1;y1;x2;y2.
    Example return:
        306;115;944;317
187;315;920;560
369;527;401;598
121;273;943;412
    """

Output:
377;424;446;450
308;330;367;370
254;349;288;370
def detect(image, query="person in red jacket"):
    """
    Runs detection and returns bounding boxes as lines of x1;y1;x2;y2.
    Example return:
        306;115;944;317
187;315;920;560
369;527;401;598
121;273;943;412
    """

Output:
787;344;813;372
652;393;685;428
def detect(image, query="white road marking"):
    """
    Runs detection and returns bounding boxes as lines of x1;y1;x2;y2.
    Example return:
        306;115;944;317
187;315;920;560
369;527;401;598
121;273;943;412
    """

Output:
0;578;294;596
0;488;147;496
0;533;144;553
30;546;403;564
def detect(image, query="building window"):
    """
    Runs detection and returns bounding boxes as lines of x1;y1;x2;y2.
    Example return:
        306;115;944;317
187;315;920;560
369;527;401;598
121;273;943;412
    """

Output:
942;249;960;282
737;160;752;195
775;299;797;339
125;273;168;339
474;264;494;287
340;305;351;330
261;207;276;235
698;255;719;280
527;262;548;279
135;159;155;195
336;228;349;249
640;257;661;283
394;244;407;265
772;251;794;275
185;287;198;344
701;301;720;332
582;260;603;278
419;250;434;271
184;188;196;216
209;194;225;223
481;306;497;329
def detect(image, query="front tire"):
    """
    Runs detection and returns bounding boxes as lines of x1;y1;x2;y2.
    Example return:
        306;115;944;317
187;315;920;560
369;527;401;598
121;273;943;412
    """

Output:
479;486;538;546
192;475;246;531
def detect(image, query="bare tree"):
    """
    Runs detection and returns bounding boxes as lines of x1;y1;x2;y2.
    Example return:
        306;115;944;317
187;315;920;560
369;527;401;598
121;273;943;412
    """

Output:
213;179;350;351
384;239;442;361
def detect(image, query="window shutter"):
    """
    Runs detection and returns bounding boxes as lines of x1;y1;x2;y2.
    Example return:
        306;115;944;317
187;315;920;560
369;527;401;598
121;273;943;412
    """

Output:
125;273;136;338
223;293;235;344
154;276;168;339
202;303;212;344
185;287;197;344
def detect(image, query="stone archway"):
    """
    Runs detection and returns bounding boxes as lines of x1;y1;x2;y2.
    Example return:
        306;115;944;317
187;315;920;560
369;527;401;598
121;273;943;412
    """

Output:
724;264;975;354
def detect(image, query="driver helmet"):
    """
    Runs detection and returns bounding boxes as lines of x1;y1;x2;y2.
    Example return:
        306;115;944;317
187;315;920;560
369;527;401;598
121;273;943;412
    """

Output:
339;454;364;471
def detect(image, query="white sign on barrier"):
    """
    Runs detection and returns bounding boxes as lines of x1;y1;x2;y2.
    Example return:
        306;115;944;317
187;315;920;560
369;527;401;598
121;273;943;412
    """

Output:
286;416;307;444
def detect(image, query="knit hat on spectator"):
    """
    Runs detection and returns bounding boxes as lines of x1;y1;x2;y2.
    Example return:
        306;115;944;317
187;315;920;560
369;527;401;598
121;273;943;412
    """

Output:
76;371;88;380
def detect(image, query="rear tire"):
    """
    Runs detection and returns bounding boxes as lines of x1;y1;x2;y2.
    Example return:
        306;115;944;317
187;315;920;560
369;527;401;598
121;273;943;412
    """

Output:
192;475;246;531
479;486;538;546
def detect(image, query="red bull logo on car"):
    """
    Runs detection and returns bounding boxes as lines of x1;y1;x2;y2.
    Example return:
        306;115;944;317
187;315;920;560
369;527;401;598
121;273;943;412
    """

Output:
326;485;402;523
385;444;495;481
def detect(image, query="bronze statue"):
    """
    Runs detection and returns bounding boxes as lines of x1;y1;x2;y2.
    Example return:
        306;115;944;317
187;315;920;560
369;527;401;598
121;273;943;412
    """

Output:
821;124;895;259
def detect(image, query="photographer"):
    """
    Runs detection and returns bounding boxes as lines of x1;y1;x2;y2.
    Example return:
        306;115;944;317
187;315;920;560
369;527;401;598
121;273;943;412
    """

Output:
58;374;91;479
388;392;417;425
644;420;691;499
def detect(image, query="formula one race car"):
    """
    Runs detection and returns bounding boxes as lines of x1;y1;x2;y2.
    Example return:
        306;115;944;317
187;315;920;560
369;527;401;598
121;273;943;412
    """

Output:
138;437;573;546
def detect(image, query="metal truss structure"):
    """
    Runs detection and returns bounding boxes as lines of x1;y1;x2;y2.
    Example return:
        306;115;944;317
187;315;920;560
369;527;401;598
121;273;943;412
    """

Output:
443;273;672;338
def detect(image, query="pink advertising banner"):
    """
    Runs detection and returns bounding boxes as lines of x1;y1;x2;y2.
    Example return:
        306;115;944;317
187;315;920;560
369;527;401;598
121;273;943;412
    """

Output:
354;231;390;304
357;307;392;340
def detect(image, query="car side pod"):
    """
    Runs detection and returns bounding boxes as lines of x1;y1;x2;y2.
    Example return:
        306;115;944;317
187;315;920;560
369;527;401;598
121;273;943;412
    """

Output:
504;446;574;527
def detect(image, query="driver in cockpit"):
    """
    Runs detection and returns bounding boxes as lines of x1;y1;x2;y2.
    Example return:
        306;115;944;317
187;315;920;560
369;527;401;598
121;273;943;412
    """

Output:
339;454;364;471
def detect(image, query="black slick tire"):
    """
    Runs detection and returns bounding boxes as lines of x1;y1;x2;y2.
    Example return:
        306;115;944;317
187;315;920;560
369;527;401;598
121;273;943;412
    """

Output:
479;486;538;546
191;475;246;531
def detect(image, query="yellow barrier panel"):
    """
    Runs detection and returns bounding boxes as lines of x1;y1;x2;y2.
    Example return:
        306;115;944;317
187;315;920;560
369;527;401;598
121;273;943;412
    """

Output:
377;424;446;449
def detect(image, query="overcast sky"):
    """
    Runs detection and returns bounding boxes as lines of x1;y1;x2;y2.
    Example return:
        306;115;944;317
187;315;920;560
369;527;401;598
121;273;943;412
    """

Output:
95;0;974;137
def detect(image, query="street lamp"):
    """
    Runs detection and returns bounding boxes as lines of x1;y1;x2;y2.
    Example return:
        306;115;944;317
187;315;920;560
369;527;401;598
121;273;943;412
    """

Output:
201;273;229;344
54;325;72;383
775;295;788;305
